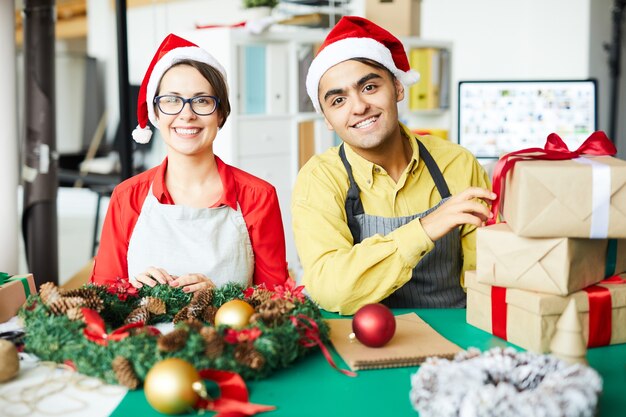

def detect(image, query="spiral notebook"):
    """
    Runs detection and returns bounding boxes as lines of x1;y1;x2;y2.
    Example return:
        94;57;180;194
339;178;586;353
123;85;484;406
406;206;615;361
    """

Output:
327;313;461;370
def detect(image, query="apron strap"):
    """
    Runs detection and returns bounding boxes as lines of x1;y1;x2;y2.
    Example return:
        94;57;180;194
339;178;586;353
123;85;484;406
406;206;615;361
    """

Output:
416;140;451;199
340;138;451;244
339;144;365;243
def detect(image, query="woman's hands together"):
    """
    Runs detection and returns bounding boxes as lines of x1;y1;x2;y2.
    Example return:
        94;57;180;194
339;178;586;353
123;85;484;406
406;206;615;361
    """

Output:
130;267;215;293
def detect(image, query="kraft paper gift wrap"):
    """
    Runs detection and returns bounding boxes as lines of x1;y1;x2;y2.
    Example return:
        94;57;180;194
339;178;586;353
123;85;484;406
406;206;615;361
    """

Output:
465;271;626;353
476;223;626;295
500;155;626;238
0;273;36;322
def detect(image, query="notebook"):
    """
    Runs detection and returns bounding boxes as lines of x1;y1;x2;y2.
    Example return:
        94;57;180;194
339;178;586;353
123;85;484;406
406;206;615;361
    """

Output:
327;312;461;370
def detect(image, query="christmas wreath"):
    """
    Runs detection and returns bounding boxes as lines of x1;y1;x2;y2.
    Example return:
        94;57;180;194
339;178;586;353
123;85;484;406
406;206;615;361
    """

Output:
19;278;329;389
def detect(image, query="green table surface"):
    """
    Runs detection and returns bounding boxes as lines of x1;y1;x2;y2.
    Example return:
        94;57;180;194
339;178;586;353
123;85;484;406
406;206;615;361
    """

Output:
111;309;626;416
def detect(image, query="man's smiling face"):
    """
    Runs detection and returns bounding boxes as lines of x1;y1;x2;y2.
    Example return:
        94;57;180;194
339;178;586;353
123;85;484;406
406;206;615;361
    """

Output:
318;59;404;156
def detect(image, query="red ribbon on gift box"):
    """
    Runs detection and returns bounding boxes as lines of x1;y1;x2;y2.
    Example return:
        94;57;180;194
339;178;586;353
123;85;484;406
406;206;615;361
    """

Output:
583;275;626;347
487;131;617;226
490;275;626;348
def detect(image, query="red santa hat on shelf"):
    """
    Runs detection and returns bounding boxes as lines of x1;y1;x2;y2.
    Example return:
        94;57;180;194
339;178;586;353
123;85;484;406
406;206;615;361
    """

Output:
132;33;227;144
305;16;420;113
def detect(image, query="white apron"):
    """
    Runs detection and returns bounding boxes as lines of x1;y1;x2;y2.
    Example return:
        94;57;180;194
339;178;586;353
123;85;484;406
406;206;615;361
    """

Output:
127;184;254;287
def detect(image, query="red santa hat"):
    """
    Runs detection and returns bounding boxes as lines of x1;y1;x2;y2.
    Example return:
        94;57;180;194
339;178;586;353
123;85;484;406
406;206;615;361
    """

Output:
132;33;227;144
305;16;419;113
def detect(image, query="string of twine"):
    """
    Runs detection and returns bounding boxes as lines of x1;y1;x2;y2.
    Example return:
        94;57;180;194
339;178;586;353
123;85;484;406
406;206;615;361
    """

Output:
0;360;126;417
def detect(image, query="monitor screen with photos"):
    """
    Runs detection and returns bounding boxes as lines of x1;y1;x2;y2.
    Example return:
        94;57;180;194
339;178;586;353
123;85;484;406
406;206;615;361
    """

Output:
457;79;598;159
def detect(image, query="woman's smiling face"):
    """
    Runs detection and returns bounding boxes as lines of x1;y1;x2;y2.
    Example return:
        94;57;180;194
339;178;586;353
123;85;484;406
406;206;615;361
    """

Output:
156;64;222;157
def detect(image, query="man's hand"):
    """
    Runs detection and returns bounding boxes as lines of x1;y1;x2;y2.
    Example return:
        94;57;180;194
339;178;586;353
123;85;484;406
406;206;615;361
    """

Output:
420;187;496;242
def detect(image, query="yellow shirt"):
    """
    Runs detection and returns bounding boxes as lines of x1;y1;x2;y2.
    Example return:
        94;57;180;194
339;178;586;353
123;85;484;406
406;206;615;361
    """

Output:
291;124;491;314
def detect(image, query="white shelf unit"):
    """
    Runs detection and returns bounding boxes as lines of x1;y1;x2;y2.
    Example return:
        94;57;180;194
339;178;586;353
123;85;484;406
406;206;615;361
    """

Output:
180;27;452;272
398;37;453;138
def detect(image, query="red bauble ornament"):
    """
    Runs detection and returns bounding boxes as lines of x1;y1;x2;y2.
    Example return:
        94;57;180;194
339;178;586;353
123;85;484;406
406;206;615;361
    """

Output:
352;303;396;347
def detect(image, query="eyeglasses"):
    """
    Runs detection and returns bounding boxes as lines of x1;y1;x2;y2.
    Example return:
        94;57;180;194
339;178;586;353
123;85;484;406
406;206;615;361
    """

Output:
154;95;220;116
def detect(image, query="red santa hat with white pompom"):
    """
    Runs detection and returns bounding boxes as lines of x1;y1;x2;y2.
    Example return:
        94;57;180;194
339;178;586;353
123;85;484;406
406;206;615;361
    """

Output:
305;16;420;113
132;33;227;144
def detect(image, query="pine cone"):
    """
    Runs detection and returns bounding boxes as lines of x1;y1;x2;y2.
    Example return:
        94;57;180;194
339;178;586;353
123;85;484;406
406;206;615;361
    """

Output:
61;287;98;299
173;305;190;324
234;344;265;370
247;289;273;307
186;302;206;321
254;298;296;326
39;282;62;306
192;288;214;309
182;318;204;331
112;356;139;389
48;297;86;315
66;307;84;321
202;306;218;325
80;293;104;312
157;328;189;352
140;296;166;315
200;326;224;359
125;306;150;325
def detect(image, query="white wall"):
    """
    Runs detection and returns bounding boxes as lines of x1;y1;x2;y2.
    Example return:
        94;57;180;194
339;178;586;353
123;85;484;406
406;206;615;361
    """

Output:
420;0;596;143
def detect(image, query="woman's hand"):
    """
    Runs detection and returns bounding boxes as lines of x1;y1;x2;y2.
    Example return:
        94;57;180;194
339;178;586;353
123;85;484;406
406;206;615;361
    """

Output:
129;267;174;288
420;187;497;242
170;273;216;293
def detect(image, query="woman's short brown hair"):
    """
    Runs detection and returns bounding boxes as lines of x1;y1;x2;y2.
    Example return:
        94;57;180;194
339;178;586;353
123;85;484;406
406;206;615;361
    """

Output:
156;59;231;128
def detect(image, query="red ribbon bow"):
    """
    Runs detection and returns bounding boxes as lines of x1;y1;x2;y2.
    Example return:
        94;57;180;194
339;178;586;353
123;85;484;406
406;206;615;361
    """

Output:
196;369;275;417
82;308;146;346
488;131;616;225
290;314;356;377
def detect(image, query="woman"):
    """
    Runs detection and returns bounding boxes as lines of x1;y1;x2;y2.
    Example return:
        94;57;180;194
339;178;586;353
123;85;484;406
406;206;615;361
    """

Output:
91;34;288;292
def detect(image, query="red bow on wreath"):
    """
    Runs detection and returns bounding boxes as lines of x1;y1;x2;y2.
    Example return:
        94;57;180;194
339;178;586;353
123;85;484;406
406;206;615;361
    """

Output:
81;308;147;346
196;369;275;417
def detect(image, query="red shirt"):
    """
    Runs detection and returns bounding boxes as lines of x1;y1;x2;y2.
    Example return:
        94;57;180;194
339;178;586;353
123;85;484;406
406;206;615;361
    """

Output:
91;157;288;289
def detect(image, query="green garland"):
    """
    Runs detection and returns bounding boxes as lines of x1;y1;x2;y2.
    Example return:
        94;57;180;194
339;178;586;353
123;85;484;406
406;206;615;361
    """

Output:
19;280;328;387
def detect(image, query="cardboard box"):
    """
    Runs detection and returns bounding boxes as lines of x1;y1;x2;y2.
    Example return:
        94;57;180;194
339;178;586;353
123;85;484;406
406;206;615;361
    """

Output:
365;0;421;37
466;270;626;352
0;273;37;322
476;223;625;295
501;155;626;238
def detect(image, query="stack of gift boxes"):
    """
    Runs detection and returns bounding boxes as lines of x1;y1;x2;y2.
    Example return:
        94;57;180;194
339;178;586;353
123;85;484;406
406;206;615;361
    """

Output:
466;134;626;352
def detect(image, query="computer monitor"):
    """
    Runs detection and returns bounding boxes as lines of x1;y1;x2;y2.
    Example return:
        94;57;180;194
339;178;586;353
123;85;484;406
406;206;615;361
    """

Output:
457;79;598;159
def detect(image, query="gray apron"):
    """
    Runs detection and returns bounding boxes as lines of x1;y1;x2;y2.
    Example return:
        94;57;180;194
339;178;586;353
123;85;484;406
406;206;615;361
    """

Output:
339;140;465;308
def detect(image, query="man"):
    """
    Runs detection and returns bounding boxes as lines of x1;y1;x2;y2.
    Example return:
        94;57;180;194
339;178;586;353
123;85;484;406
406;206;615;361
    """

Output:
292;16;495;315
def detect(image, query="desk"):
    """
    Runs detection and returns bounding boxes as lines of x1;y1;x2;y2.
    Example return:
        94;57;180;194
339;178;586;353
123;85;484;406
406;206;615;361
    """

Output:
111;309;626;416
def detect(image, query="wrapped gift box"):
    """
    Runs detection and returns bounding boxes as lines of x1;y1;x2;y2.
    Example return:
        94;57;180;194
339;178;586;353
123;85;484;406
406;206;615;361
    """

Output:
501;155;626;238
466;270;626;352
0;273;37;322
476;223;625;295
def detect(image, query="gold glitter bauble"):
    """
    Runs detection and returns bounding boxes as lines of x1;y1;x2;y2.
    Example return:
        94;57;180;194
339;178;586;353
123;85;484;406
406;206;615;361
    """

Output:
144;358;202;415
0;340;19;382
214;299;255;329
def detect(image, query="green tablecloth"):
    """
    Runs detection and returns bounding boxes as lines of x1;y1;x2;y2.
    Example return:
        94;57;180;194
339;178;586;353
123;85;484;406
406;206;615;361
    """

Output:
111;309;626;416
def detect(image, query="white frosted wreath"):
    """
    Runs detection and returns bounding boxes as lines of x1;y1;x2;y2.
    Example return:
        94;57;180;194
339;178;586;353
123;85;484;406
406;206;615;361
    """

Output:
410;347;602;417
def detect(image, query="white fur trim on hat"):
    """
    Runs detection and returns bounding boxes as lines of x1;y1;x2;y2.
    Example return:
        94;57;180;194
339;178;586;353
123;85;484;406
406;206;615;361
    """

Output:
132;125;153;144
306;37;419;113
145;46;227;127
